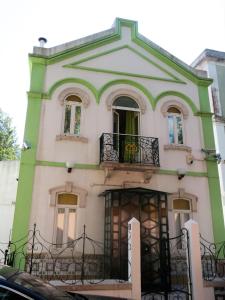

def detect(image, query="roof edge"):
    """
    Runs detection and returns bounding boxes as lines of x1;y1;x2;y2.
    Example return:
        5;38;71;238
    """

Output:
137;33;208;80
30;17;212;85
191;49;225;67
32;27;116;57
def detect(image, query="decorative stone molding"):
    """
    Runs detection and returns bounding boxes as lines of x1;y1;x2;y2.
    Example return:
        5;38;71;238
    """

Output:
106;88;147;114
161;100;189;119
49;181;88;208
168;188;197;212
58;87;90;108
143;170;153;183
164;144;192;152
56;135;88;143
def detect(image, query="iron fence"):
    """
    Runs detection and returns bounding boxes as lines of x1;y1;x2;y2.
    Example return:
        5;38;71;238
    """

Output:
142;228;192;299
1;226;192;298
200;235;225;281
2;224;129;285
100;133;160;166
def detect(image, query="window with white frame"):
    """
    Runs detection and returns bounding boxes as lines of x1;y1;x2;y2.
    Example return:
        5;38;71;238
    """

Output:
55;193;77;247
173;198;191;248
63;95;82;135
173;198;191;234
167;107;184;144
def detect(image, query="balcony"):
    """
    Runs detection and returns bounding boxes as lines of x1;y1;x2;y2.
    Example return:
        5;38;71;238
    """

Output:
100;133;160;168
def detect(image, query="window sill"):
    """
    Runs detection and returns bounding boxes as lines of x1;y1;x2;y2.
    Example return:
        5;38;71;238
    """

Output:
56;135;88;143
164;144;192;152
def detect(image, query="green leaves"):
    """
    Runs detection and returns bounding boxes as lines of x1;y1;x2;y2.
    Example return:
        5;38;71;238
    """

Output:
0;109;20;160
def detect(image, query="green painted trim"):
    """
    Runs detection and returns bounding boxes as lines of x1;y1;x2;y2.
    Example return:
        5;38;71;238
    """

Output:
45;78;196;112
64;45;184;84
65;45;127;67
158;169;208;177
31;30;121;65
29;56;47;65
30;63;46;93
132;35;213;87
127;46;183;82
98;79;155;107
194;111;214;117
198;85;225;243
116;17;138;31
36;160;100;170
198;85;211;113
36;160;207;176
12;62;46;268
46;78;98;101
154;90;198;113
67;66;184;84
27;92;43;99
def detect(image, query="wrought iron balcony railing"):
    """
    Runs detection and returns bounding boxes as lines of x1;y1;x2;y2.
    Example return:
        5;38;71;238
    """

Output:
100;133;160;166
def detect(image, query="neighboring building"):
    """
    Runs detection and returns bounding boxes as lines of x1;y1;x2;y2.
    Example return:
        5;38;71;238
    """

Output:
192;49;225;225
11;18;224;293
0;161;19;259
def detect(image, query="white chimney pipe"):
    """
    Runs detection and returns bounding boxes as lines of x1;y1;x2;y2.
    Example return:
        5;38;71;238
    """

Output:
38;37;47;47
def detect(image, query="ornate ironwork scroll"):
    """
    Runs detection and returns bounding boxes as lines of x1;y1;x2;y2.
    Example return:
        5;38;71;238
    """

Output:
100;133;160;166
200;235;225;281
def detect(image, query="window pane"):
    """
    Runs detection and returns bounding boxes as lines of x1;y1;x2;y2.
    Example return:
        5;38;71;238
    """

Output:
66;95;82;102
173;199;190;210
113;96;139;108
64;105;71;134
74;106;81;135
168;115;175;144
168;107;180;113
56;208;65;246
174;212;181;235
67;209;76;242
58;194;77;205
176;116;183;144
183;213;190;224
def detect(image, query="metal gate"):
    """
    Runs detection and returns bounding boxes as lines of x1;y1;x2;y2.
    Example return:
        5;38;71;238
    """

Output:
101;187;192;299
102;188;170;290
142;228;192;299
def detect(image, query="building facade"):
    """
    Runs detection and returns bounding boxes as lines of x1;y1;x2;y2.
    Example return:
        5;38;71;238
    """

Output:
192;49;225;225
12;19;225;287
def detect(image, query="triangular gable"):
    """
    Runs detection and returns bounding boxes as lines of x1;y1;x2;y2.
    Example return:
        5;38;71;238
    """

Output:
64;45;185;84
30;18;212;86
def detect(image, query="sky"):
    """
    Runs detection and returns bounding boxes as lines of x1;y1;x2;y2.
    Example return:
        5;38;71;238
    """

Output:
0;0;225;145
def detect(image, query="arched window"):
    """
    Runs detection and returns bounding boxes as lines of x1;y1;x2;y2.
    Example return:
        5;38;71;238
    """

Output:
63;95;82;135
112;96;140;136
167;106;184;145
55;193;77;247
113;96;139;109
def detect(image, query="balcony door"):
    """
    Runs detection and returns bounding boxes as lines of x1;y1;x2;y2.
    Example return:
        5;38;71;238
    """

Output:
112;96;140;163
113;110;139;136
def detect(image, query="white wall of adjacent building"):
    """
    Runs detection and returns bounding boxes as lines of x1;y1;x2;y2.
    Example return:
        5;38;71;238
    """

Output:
0;160;19;256
195;57;225;225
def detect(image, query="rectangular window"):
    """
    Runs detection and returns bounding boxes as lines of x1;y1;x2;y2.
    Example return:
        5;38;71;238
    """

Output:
74;106;81;135
176;116;183;144
168;115;184;145
56;208;65;246
168;115;175;144
174;211;190;249
64;105;71;134
68;209;76;243
56;207;76;247
63;103;81;136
